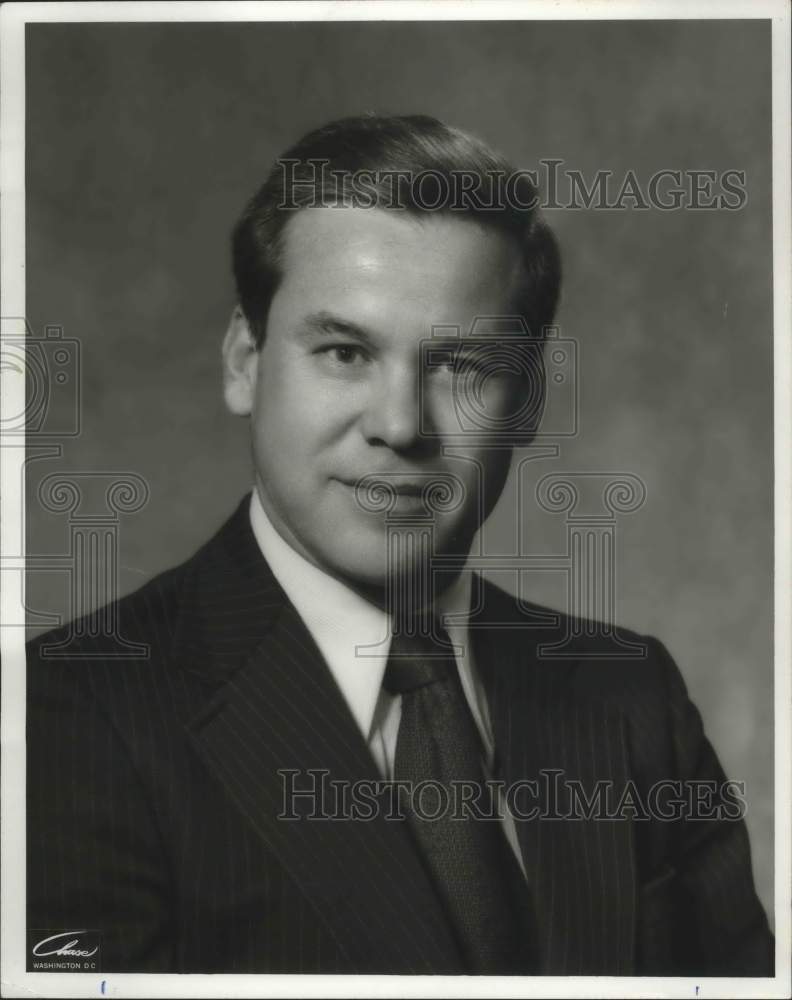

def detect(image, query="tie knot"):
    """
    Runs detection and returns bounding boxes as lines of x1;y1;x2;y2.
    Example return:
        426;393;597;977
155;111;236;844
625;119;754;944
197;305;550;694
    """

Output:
383;628;457;695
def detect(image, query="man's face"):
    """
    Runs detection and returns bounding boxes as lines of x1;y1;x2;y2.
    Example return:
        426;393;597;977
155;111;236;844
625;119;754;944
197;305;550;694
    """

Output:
224;206;533;600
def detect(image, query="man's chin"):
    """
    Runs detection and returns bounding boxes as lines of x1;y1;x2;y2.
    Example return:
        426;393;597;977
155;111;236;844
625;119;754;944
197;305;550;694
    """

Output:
320;534;470;609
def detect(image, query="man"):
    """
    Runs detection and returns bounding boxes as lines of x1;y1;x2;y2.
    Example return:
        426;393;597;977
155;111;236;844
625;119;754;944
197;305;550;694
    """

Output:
27;114;773;976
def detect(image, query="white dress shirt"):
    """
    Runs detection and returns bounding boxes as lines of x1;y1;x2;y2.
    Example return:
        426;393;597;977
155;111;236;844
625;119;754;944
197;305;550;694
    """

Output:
249;490;526;875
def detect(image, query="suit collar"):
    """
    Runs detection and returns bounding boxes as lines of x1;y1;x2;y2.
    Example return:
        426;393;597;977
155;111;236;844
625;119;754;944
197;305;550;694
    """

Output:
248;488;390;741
248;487;477;746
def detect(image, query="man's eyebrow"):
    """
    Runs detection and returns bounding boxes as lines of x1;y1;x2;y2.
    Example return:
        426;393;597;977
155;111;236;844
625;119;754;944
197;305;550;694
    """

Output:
299;311;376;343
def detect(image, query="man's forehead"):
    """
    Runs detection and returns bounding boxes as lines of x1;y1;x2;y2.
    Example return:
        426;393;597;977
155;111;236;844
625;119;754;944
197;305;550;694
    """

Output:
276;205;523;307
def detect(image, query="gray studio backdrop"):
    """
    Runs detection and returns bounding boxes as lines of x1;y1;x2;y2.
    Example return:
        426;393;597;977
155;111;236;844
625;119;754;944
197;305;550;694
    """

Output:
25;20;773;921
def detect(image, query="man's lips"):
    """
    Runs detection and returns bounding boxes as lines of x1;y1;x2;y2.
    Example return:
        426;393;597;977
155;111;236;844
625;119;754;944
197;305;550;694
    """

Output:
336;478;426;495
334;477;435;512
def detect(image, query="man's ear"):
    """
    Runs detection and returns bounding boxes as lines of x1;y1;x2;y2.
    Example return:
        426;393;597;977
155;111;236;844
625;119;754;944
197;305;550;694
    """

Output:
222;306;259;416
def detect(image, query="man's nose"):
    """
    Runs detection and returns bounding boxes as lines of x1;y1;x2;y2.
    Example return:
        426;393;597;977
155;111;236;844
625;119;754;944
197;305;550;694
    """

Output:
361;366;423;451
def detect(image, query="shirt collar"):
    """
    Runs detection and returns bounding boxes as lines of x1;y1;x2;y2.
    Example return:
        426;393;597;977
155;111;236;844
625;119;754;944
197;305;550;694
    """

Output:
248;489;471;741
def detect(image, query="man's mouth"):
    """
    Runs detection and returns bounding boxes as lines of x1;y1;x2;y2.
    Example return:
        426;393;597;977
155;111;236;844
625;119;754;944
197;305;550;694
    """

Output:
338;476;428;492
389;483;424;496
336;477;436;513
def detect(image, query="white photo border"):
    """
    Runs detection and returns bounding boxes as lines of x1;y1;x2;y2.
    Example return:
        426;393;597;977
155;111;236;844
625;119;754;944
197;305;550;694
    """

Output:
2;2;789;998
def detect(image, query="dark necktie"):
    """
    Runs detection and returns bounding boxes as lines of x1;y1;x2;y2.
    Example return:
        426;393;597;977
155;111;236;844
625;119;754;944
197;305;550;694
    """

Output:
384;624;536;974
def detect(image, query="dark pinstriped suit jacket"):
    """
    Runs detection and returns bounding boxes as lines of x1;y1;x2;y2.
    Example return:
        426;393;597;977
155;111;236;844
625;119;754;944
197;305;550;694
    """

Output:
27;496;773;975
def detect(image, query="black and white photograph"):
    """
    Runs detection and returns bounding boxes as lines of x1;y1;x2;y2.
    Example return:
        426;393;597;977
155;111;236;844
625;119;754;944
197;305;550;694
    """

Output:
1;2;789;997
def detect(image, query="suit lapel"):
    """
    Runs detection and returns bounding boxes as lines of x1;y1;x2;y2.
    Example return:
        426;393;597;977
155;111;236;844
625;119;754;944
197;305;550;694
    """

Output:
173;498;464;973
474;582;637;975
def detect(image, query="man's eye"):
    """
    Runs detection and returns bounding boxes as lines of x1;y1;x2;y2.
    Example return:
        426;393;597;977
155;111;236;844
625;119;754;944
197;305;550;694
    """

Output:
320;344;367;366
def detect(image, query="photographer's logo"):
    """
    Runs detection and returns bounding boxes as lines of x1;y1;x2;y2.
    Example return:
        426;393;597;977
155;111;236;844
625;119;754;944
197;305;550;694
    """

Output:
28;930;101;971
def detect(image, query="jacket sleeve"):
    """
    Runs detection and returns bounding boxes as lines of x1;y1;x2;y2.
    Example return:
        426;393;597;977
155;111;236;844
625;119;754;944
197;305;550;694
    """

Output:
650;637;774;976
27;653;176;972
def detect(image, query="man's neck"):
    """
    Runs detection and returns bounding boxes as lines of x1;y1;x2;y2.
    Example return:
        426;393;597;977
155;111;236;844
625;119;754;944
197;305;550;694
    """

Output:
250;484;471;618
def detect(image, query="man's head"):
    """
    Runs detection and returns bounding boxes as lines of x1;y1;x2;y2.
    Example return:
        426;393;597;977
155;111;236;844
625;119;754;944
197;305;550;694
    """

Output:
222;114;561;603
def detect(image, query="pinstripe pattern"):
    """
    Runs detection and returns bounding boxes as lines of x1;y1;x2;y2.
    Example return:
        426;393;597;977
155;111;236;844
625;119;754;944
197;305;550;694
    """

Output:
26;496;773;974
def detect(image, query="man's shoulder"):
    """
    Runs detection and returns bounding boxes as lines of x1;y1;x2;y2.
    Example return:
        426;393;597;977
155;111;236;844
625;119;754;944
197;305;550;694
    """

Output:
476;576;694;783
476;574;675;704
27;558;186;664
26;496;252;680
25;561;197;735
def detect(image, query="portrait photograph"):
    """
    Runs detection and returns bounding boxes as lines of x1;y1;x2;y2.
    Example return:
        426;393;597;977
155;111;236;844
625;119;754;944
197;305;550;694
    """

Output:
1;2;789;998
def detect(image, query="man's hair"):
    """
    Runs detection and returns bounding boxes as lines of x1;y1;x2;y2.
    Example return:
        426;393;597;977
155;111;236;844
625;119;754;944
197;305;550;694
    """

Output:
231;114;561;347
